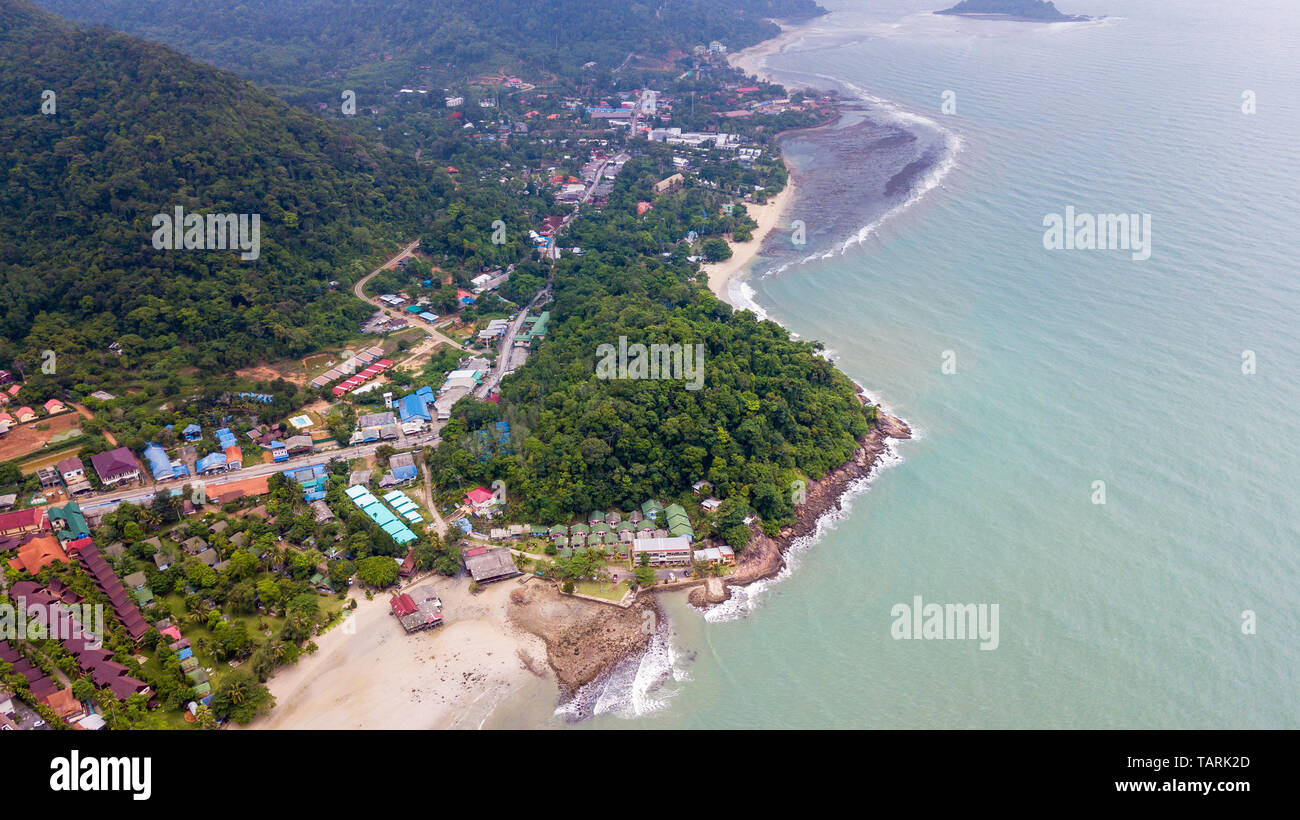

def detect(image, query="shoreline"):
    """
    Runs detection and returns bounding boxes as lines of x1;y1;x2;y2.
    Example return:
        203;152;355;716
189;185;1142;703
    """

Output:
251;14;918;730
241;576;556;730
703;19;821;301
703;176;798;300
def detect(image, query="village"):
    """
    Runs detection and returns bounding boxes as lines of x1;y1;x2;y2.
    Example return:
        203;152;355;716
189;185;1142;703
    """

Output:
0;36;834;730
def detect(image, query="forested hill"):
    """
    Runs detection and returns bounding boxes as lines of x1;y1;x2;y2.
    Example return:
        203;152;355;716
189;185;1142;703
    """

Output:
32;0;824;95
0;0;455;381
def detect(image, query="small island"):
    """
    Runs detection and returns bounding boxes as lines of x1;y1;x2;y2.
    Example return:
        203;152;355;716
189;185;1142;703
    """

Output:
935;0;1092;22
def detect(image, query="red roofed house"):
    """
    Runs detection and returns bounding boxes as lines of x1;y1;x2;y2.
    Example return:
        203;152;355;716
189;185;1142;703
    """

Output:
390;593;416;618
14;407;36;423
89;446;140;486
43;399;66;415
463;486;500;515
8;535;68;574
0;506;49;536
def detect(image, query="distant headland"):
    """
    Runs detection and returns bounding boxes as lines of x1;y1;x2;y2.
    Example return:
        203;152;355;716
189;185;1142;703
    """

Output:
935;0;1092;22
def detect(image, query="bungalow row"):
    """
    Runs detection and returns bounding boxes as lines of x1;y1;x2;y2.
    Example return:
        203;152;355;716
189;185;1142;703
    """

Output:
6;580;150;703
0;398;69;436
382;489;424;525
309;346;385;390
329;358;394;397
71;539;150;642
344;484;418;545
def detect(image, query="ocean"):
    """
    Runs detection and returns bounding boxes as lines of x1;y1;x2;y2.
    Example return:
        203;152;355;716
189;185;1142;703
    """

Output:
485;0;1300;729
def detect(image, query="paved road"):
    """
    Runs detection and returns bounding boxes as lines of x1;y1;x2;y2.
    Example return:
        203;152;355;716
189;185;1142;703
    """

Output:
475;286;551;398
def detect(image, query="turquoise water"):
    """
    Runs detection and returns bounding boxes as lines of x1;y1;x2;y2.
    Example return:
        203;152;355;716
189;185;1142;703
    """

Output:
490;0;1300;729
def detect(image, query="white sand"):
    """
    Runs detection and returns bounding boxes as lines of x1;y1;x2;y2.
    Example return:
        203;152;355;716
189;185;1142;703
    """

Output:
704;177;798;301
703;20;814;303
242;576;555;730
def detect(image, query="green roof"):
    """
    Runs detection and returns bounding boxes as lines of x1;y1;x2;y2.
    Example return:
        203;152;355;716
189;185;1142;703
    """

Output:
569;523;590;534
589;522;611;533
49;501;88;542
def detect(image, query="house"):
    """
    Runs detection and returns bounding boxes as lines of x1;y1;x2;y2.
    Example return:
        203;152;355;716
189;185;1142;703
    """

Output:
631;535;693;566
143;442;180;481
434;386;470;422
463;486;499;515
8;535;68;574
196;548;219;567
182;537;208;556
182;423;202;442
43;399;66;415
89;447;140;486
14;406;36;423
48;502;89;542
390;586;443;633
153;551;173;571
44;688;86;722
224;446;243;470
462;546;521;584
284;435;313;455
36;466;61;488
653;173;684;195
693;545;736;565
56;456;85;484
124;571;147;590
195;452;227;475
0;506;50;537
389;452;418;483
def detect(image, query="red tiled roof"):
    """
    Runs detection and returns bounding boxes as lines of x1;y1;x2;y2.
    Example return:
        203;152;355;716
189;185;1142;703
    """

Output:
8;535;67;574
0;506;48;532
390;593;417;617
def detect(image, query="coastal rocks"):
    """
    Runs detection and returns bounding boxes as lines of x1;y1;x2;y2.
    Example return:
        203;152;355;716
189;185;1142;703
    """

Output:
688;577;730;607
729;411;912;586
507;583;658;694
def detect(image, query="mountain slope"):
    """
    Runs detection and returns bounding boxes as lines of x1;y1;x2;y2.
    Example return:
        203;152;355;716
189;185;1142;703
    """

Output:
32;0;825;94
0;0;451;381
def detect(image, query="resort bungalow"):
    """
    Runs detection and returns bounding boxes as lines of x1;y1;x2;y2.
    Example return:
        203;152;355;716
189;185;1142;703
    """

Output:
631;535;693;566
89;447;140;486
43;399;66;415
14;407;36;423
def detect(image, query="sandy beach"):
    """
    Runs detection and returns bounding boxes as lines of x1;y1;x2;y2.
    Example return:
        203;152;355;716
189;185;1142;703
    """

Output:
729;19;810;80
703;178;797;300
703;19;820;302
242;576;555;730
